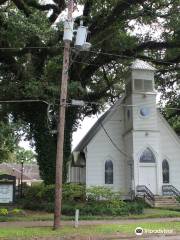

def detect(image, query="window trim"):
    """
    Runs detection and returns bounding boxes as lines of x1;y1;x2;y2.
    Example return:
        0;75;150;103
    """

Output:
139;148;156;163
133;79;154;92
162;159;170;184
105;160;113;185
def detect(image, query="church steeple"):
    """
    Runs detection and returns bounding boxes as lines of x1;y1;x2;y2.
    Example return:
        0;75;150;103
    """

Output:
131;59;156;71
126;59;156;95
124;59;158;132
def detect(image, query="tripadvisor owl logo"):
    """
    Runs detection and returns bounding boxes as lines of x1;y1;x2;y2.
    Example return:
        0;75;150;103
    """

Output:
135;227;144;236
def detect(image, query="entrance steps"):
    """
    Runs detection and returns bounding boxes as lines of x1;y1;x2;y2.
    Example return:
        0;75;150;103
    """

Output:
136;185;180;208
154;196;180;208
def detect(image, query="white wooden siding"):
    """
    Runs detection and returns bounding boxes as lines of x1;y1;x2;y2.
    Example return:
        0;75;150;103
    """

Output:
132;69;155;81
133;131;161;194
158;115;180;191
124;132;134;193
70;167;86;183
86;106;128;193
132;93;158;131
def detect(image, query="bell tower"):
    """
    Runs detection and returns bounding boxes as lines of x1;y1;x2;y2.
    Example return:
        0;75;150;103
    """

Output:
124;59;157;132
124;59;161;196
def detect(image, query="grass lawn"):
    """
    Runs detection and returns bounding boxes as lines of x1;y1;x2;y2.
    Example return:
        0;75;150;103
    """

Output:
0;221;180;239
1;208;180;222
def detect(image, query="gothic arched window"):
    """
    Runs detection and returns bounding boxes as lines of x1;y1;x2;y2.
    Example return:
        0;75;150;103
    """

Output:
162;159;169;184
105;160;113;184
140;148;156;163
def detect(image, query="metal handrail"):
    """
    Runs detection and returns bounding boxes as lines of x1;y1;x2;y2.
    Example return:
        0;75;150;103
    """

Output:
136;185;155;202
162;185;180;196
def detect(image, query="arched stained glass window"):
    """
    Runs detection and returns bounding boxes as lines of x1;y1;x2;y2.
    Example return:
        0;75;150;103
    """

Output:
140;148;156;163
105;160;113;184
162;159;169;183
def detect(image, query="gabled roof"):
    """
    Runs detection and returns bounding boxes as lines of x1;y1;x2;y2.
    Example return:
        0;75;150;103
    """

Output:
73;97;125;152
73;96;180;153
157;111;180;145
131;59;156;71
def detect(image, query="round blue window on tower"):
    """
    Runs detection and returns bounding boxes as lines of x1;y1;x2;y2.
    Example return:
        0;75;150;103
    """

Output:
139;107;150;117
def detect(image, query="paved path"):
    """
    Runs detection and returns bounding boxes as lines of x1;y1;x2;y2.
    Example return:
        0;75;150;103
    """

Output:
1;234;180;240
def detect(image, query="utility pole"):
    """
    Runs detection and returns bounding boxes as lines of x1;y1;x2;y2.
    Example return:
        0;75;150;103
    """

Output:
53;0;74;230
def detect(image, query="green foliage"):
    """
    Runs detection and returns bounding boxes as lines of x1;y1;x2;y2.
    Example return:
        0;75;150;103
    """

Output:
20;184;143;216
126;202;144;215
0;121;21;163
86;186;121;201
0;0;179;184
23;184;43;202
63;183;86;202
62;199;144;216
22;183;85;204
0;9;55;48
10;208;23;215
15;147;37;163
0;208;8;216
62;200;128;216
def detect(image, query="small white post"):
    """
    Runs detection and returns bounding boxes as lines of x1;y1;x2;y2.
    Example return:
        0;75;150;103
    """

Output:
74;209;79;228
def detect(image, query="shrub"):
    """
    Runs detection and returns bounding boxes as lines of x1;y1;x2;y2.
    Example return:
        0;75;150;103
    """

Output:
62;203;77;216
134;197;151;208
126;202;144;214
22;183;85;205
10;208;24;216
39;185;55;203
23;184;43;202
43;202;54;213
20;184;144;216
86;186;121;201
63;183;85;201
62;200;129;216
0;208;8;216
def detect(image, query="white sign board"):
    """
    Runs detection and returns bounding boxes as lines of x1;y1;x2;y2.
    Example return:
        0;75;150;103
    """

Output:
0;184;13;203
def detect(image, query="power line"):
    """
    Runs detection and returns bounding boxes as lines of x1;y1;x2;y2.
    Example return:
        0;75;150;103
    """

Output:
0;46;178;66
95;112;133;159
0;99;49;105
79;49;179;65
0;46;64;50
73;62;133;159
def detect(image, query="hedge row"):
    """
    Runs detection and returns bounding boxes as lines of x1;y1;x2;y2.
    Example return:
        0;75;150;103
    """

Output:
19;184;144;216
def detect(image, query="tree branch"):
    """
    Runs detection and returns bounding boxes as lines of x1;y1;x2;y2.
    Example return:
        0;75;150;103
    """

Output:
83;0;92;17
79;47;179;85
0;50;22;75
136;41;180;51
5;0;66;23
12;0;31;17
26;0;66;23
0;0;7;4
89;0;146;35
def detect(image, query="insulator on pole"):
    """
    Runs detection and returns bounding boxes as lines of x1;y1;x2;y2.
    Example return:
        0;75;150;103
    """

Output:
63;20;74;42
75;24;91;50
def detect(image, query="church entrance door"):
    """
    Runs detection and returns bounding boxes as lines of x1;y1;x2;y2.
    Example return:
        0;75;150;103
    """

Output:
138;165;157;194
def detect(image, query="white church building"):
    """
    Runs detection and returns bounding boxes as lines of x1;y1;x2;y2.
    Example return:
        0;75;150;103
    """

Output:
68;59;180;201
